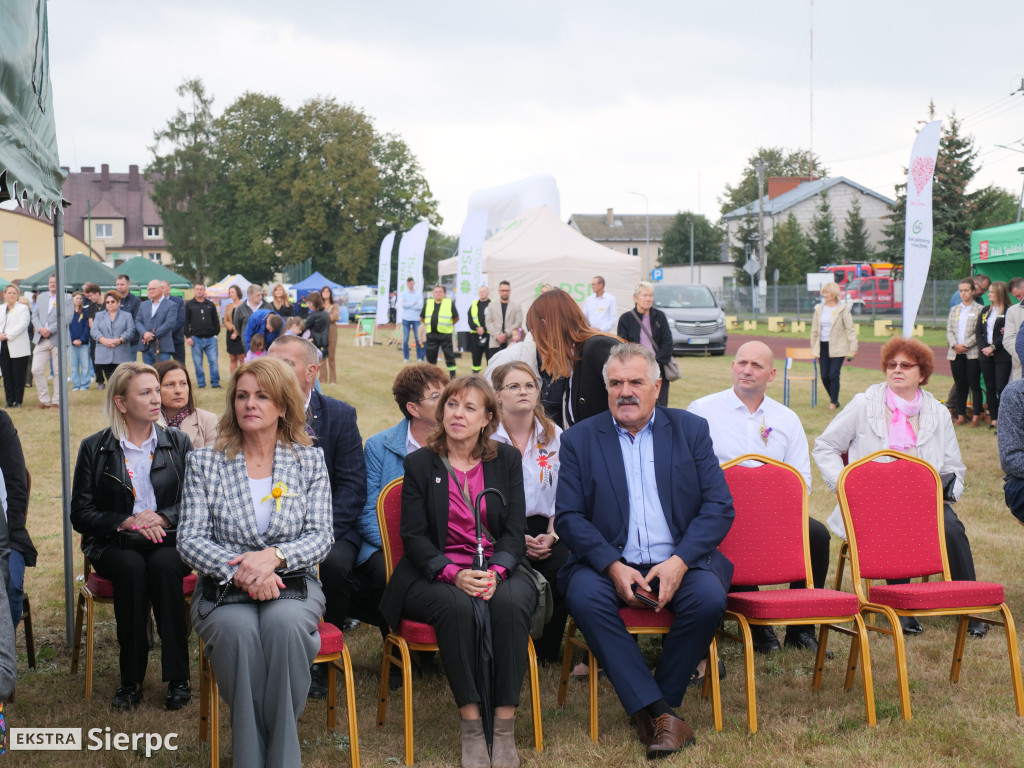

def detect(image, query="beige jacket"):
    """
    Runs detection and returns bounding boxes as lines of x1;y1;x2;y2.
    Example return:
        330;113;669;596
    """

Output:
946;302;982;361
176;407;219;449
1003;303;1024;381
810;302;858;358
485;299;525;348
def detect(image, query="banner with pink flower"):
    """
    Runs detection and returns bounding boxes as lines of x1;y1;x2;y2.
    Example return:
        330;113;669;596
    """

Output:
902;120;942;335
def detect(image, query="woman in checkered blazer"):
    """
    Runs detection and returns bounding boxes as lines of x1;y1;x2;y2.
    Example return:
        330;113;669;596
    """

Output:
178;356;333;768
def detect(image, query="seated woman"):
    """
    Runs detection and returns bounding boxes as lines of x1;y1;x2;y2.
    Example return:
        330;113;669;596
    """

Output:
178;357;333;768
154;359;218;449
379;375;536;768
813;336;987;638
491;361;568;665
70;362;193;710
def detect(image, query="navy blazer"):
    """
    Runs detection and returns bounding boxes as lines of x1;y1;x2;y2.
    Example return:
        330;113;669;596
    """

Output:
169;295;186;348
135;298;177;354
554;406;734;590
309;390;366;548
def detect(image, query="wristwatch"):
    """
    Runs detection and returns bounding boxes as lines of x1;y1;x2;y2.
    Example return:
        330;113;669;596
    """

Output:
549;531;560;543
274;547;287;567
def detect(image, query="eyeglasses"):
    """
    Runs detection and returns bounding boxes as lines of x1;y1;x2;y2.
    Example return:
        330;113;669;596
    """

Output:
419;392;442;405
500;382;538;395
885;361;919;371
105;299;119;305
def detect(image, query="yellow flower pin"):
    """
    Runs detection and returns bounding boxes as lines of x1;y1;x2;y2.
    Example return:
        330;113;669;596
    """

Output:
261;482;297;513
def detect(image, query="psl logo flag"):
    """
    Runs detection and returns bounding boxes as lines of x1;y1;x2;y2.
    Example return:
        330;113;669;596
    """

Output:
396;221;430;302
453;210;488;333
902;120;941;336
375;232;395;324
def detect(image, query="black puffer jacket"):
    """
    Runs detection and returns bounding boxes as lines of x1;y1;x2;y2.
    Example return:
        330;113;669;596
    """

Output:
617;307;674;368
70;426;192;561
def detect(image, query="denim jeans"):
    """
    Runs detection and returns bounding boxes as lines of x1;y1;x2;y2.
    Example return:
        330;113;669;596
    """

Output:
142;347;172;366
402;320;425;361
70;342;92;389
191;336;220;387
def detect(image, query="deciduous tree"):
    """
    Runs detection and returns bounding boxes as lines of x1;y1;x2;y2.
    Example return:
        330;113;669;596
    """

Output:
661;212;724;267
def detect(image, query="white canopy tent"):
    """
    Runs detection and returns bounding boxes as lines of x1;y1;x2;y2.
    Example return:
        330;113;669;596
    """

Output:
438;206;642;320
207;273;254;300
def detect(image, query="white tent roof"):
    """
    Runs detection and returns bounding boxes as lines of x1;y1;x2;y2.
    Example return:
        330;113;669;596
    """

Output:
438;206;642;319
207;273;253;300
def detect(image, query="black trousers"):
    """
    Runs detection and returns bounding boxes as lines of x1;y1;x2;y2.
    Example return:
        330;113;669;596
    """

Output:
818;342;845;406
470;334;494;371
656;365;670;407
950;354;982;417
525;516;570;664
402;567;536;709
95;363;120;383
889;503;976;584
91;544;192;685
979;349;1011;421
320;538;389;634
0;342;28;406
425;332;456;376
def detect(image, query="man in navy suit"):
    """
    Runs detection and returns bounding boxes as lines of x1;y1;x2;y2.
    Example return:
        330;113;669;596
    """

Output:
136;280;176;365
268;335;368;698
555;342;734;759
161;281;187;364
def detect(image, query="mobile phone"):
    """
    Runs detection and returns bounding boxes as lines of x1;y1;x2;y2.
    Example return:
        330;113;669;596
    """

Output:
632;582;659;608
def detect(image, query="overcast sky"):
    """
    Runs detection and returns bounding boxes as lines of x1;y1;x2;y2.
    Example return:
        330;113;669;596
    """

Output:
45;0;1024;231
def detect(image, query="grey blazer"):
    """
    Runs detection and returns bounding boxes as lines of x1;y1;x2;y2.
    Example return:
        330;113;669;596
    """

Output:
30;291;72;345
178;442;334;584
91;310;136;365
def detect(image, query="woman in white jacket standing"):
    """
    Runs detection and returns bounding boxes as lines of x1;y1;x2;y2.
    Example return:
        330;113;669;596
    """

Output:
813;336;987;638
810;281;858;410
0;285;32;408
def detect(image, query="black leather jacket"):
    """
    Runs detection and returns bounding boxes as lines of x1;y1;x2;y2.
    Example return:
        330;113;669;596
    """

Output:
70;426;192;561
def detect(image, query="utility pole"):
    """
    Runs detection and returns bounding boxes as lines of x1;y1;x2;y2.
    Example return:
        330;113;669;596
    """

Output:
756;161;767;307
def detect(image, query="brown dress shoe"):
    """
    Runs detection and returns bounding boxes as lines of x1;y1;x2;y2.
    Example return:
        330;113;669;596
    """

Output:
629;710;655;746
646;713;696;759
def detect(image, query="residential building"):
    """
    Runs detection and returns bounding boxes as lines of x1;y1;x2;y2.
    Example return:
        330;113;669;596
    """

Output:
569;208;675;266
0;204;94;282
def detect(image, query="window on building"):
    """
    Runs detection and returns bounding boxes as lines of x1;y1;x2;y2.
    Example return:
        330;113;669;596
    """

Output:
95;223;112;238
627;247;639;256
148;252;161;262
145;225;162;239
3;241;17;270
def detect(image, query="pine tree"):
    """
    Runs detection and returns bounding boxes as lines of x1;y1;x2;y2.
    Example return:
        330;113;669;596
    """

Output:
730;216;761;283
766;213;812;284
840;198;873;263
807;193;840;268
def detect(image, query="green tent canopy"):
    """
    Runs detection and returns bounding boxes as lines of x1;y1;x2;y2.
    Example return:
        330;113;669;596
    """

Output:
18;252;119;291
971;221;1024;284
117;256;192;290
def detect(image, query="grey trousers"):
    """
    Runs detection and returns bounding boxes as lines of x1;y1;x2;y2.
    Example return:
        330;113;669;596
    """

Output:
192;578;325;768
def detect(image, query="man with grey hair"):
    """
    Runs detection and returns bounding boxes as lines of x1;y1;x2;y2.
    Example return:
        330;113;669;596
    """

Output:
582;275;618;333
556;342;734;758
232;284;271;346
30;273;72;408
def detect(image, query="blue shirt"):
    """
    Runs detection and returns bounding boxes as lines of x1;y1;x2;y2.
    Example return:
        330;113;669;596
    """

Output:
616;410;674;565
399;288;423;322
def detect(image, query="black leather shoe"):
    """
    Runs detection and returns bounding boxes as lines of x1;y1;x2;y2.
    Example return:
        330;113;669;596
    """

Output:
899;615;924;635
308;663;328;699
967;619;989;638
111;683;143;711
164;680;191;711
388;664;403;691
784;627;819;651
750;625;781;654
688;657;727;688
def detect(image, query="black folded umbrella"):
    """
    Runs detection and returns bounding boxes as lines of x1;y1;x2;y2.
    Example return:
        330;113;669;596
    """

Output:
472;487;506;753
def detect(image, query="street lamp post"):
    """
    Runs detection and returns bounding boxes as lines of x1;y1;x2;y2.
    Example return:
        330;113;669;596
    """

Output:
629;191;650;278
1017;166;1024;223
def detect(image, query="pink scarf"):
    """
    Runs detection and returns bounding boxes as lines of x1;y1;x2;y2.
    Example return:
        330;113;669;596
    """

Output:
886;387;921;451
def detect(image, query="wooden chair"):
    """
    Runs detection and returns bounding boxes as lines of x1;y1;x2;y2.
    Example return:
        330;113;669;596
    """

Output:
783;347;817;408
718;455;875;733
70;555;197;699
375;478;543;765
198;621;359;768
838;449;1023;720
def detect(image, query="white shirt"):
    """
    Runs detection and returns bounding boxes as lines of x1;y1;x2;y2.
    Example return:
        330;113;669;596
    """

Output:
819;306;835;342
688;388;812;490
404;422;423;456
493;419;562;519
987;308;1001;345
957;302;972;345
120;425;159;516
248;476;273;535
582;292;618;333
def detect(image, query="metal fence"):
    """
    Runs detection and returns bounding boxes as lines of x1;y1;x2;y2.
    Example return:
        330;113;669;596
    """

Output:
718;280;964;329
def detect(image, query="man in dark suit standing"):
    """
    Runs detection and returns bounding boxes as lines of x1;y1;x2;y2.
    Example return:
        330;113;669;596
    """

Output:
135;280;176;365
161;281;187;364
555;342;734;759
267;335;367;698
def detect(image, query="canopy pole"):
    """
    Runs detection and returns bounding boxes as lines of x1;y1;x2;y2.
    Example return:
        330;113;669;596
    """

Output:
54;207;74;645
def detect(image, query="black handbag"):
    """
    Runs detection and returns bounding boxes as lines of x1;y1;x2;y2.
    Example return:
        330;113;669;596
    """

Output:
196;573;308;620
118;528;177;551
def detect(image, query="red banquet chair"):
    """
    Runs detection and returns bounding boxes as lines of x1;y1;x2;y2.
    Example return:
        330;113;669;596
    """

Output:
375;478;543;765
837;449;1024;721
717;455;876;734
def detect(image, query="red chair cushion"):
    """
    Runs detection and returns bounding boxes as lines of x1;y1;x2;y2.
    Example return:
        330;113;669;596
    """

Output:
398;618;438;645
727;588;859;619
618;607;674;628
868;580;1005;610
317;621;344;655
85;573;114;598
183;573;197;596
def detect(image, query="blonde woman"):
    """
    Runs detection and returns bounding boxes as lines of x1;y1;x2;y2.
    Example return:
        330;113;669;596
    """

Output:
810;282;858;410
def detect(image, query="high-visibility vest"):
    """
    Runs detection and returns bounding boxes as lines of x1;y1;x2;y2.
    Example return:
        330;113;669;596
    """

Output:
429;298;455;334
469;299;489;331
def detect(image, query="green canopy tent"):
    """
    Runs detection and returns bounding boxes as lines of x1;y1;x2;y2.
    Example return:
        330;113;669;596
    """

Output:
117;256;192;291
971;221;1024;284
18;252;119;291
0;275;11;290
1;0;77;643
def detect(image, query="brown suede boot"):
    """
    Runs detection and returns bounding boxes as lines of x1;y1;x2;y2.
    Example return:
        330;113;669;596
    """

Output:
460;717;490;768
491;716;521;768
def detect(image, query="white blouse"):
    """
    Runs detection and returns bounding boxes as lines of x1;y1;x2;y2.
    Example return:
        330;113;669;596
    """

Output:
493;419;562;519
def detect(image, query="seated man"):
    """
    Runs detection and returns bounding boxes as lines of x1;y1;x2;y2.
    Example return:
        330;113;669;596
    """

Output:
688;340;829;653
556;343;734;759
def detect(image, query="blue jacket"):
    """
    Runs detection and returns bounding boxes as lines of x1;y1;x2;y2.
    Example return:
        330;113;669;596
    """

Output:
359;420;410;565
555;406;735;591
309;390;366;548
244;308;282;351
169;295;186;349
135;298;177;354
69;309;90;345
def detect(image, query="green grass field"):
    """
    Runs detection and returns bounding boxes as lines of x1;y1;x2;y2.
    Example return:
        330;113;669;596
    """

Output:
7;325;1024;767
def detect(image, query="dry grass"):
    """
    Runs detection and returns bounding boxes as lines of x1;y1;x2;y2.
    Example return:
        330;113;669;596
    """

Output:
7;326;1024;766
